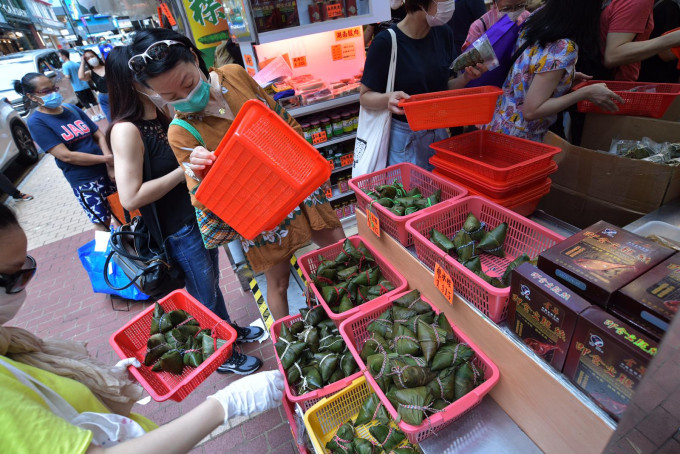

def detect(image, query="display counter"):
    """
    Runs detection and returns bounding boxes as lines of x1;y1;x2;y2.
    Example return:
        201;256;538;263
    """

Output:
355;210;616;454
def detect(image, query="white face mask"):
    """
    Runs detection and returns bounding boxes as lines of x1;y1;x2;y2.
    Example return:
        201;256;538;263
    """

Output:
0;289;27;325
390;0;403;9
87;57;99;67
137;90;168;108
501;9;525;22
424;0;456;27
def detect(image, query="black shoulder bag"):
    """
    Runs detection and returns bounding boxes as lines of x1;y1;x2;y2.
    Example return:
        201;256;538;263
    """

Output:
104;148;185;299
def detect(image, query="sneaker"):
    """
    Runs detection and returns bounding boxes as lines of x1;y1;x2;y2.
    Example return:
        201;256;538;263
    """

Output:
231;322;265;343
217;348;262;375
13;193;33;201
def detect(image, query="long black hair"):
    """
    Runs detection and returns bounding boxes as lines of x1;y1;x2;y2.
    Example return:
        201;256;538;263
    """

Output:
129;28;209;86
104;45;170;149
12;72;43;96
522;0;602;56
0;204;19;231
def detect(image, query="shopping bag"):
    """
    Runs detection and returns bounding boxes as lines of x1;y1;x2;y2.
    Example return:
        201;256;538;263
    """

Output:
467;15;521;88
78;239;149;301
352;29;397;178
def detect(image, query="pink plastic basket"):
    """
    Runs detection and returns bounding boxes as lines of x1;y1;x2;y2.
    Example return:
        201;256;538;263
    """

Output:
270;311;363;411
339;291;500;443
297;236;409;322
349;163;468;247
281;394;310;453
405;197;564;323
109;290;237;402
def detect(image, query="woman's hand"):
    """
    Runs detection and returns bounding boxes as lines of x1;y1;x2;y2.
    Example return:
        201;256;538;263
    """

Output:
387;91;410;115
208;370;284;424
188;146;216;180
462;63;487;84
574;72;593;85
585;83;624;112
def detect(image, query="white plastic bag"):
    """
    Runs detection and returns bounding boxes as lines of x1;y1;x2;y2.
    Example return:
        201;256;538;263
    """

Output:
451;34;499;73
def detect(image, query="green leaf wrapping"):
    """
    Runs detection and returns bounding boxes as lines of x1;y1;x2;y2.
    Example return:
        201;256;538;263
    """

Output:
368;280;396;297
326;420;355;454
388;358;437;389
367;310;394;339
275;340;307;370
278;323;293;343
177;324;201;338
367;352;389;379
286;361;304;383
319;334;345;353
431;229;456;254
158;349;184;375
463;212;487;242
393;325;421;356
321;284;349;306
369;423;406;452
202;334;216;361
454;362;481;400
393;292;432;315
337;265;359;281
150;302;165;335
386;386;434;426
435;313;458;343
316;258;336;276
391;444;419;454
501;253;531;286
462;256;482;274
416;319;448;364
477;222;508;258
300;306;326;326
336;295;354;314
391;206;406;216
352;244;376;264
405;187;421;197
340;351;358;377
432;399;450;411
453;229;476;263
431;343;474;372
360;333;390;361
298;326;320;353
158;310;190;333
355;393;390;426
427;367;456;402
314;352;339;383
316;267;338;282
353;438;376;454
298;366;323;393
351;268;381;286
165;329;187;350
405;313;435;334
329;368;345;384
376;184;398;199
289;320;305;336
144;335;170;366
183;346;203;368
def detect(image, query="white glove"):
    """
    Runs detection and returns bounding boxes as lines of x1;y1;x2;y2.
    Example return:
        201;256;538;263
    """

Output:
113;357;141;372
208;370;285;424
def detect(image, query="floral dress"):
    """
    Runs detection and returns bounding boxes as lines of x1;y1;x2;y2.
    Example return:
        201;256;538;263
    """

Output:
485;35;579;142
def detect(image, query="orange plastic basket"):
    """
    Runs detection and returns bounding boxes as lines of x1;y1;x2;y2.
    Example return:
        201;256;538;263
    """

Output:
109;290;237;402
574;80;680;118
398;86;502;131
195;100;331;240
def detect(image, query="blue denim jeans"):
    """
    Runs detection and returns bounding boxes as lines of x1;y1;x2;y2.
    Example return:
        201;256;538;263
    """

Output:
98;93;110;122
164;221;230;322
388;118;449;171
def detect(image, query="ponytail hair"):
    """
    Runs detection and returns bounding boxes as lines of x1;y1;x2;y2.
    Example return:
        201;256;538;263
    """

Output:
13;73;43;96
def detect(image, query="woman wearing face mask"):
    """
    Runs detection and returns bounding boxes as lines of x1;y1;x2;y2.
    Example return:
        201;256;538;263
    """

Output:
127;29;345;321
0;204;285;453
485;0;623;142
464;0;531;51
78;50;111;122
14;73;116;232
361;0;484;170
105;47;264;374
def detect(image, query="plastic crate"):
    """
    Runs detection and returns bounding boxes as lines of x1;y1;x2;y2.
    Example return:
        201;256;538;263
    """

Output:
574;80;680;118
270;311;363;411
281;394;312;454
338;292;500;443
430;130;561;182
195;100;331;240
397;86;502;131
349;163;468;246
405;197;564;322
297;236;409;322
430;154;557;199
109;290;237;402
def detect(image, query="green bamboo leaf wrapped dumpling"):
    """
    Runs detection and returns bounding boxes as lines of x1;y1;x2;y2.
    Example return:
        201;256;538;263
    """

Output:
355;393;390;426
340;351;358;377
431;343;474;372
416;319;448;364
360;333;390;361
300;305;326;326
477;222;508;258
463;212;487;241
326;420;355;454
453;229;476;263
430;229;455;254
369;423;406;452
313;352;339;383
353;438;376;454
367;310;394;339
501;253;531;286
454;362;482;400
393;325;421;356
150;302;165;335
389;358;437;389
386;386;434;426
427;367;456;402
275;340;307;370
157;349;184;375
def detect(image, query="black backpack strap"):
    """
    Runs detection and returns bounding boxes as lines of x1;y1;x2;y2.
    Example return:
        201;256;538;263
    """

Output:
510;41;531;67
481;17;487;33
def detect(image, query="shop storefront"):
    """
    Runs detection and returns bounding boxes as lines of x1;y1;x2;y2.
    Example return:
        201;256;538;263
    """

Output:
0;0;40;52
25;0;63;48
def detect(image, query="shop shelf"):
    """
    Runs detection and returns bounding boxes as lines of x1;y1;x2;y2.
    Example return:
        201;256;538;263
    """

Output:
328;187;355;202
288;94;360;118
195;100;331;240
574;80;680;118
405;197;564;323
339;292;500;443
350;163;468;247
109;290;237;402
297;236;408;322
314;132;357;149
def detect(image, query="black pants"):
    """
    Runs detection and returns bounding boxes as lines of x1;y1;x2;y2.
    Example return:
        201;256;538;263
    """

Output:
0;173;20;198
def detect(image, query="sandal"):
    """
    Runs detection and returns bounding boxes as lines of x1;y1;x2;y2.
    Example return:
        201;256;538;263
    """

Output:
13;193;33;201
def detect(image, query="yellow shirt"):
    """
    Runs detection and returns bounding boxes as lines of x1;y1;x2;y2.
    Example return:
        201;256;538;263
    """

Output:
0;356;156;454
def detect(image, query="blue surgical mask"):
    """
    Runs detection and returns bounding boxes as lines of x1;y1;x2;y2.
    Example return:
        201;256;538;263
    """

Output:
41;91;63;109
170;73;211;113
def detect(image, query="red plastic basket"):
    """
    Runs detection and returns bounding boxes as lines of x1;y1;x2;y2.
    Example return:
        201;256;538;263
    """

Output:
281;394;311;454
109;290;237;402
397;86;502;131
297;236;409;322
339;292;500;443
430;130;561;182
574;80;680;118
195;100;331;240
430;154;557;199
349;163;468;246
405;197;564;323
270;311;363;411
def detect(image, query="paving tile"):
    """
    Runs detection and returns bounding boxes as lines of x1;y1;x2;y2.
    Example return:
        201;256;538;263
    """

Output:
200;425;245;453
242;408;286;440
615;429;657;454
656;437;680;454
637;407;677;447
232;433;269;453
266;421;296;450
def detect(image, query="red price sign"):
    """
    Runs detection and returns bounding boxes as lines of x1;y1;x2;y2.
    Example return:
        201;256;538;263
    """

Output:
340;154;354;167
335;27;362;41
328;160;335;171
292;56;307;68
326;3;344;18
244;54;254;66
312;131;327;145
325;187;333;199
367;209;380;237
331;44;343;61
434;263;454;304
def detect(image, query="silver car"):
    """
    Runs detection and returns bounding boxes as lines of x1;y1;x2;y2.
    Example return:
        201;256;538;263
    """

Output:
0;49;78;117
0;96;38;170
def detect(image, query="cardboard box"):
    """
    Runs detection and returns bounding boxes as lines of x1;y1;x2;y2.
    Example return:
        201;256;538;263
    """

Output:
610;253;680;341
538;221;674;308
562;307;657;421
541;115;680;228
507;263;591;371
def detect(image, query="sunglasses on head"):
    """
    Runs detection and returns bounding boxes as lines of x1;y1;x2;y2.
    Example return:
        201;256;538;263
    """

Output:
0;256;36;294
128;40;184;74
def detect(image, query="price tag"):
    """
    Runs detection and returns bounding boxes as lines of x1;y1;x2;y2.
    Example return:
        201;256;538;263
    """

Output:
312;131;327;145
331;44;343;61
325;187;333;199
292;56;307;68
328;160;335;171
341;43;356;60
326;3;344;18
244;54;254;66
434;263;454;304
246;67;256;76
367;209;380;237
340;154;354;167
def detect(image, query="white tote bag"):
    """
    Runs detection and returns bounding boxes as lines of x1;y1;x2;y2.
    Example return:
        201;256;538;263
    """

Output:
0;358;146;447
352;29;398;178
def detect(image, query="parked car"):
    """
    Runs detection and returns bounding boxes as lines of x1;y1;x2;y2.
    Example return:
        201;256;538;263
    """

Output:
0;96;39;170
0;49;78;117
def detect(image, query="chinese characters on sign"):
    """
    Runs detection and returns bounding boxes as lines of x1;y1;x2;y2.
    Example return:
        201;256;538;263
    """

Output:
292;56;308;68
312;131;327;145
188;0;226;26
335;27;362;41
367;209;380;237
434;263;454;303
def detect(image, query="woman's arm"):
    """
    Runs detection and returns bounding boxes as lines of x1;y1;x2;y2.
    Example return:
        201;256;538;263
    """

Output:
604;30;680;69
522;71;623;121
49;143;113;166
111;122;185;212
359;84;409;115
447;64;486;90
78;59;92;81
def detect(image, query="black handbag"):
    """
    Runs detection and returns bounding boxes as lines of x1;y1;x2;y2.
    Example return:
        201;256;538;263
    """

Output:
103;147;185;299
